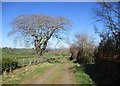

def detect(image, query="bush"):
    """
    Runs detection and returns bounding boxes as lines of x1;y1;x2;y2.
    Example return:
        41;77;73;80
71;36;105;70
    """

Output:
69;44;79;60
2;57;21;73
69;33;95;64
94;33;120;84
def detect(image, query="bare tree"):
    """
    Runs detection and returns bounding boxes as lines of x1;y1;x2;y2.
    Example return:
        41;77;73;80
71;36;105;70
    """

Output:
93;2;120;84
9;14;71;58
75;33;95;64
69;32;95;64
94;2;120;60
94;2;120;39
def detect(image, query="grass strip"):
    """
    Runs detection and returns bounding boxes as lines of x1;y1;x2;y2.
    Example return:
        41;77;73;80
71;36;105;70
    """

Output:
71;62;93;84
2;62;55;84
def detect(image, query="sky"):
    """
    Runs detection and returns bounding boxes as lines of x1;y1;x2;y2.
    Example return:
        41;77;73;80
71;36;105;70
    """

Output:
0;2;2;48
1;2;101;48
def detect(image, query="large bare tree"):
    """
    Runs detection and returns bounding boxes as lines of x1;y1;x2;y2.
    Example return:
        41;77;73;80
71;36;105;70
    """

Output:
9;14;71;57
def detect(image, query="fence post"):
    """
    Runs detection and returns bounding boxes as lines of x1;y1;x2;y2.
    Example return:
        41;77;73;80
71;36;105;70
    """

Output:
23;58;25;67
3;69;7;76
8;62;12;77
29;58;31;65
34;58;35;64
38;58;39;64
10;67;12;74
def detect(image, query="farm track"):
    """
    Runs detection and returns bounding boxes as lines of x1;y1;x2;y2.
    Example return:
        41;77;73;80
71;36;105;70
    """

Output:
22;61;77;84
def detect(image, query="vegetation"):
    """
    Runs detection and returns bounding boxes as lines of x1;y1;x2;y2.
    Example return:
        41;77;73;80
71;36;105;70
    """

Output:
71;61;94;84
9;14;71;59
2;48;69;73
2;57;20;73
2;2;120;85
69;33;95;64
93;2;120;85
2;62;55;84
68;2;120;85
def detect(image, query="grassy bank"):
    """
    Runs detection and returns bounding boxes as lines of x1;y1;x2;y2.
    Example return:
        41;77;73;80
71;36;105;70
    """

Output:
71;62;94;84
2;62;56;84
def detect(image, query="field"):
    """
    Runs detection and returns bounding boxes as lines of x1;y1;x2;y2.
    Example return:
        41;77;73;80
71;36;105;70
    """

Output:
2;48;66;66
1;48;94;84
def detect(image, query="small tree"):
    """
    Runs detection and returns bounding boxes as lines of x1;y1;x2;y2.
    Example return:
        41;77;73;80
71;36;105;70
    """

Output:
69;33;95;64
69;44;79;60
75;33;95;64
9;14;71;58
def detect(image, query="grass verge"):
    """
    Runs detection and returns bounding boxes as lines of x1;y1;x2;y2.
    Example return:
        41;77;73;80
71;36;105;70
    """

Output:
71;62;94;84
2;62;55;84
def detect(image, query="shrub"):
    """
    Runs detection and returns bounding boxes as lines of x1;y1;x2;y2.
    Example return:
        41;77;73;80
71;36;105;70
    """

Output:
69;33;95;64
94;33;120;84
2;57;21;73
69;44;79;60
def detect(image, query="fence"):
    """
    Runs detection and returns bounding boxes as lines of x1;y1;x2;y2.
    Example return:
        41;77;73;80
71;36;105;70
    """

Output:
2;57;47;75
16;57;47;67
2;55;66;75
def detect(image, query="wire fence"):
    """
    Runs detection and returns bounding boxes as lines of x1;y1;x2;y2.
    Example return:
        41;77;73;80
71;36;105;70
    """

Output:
16;57;46;67
2;57;47;75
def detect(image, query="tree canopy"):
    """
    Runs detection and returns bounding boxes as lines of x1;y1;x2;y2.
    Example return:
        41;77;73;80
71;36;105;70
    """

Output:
9;14;71;57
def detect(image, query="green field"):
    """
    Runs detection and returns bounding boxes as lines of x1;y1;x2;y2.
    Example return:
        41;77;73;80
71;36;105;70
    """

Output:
2;48;94;84
2;48;67;66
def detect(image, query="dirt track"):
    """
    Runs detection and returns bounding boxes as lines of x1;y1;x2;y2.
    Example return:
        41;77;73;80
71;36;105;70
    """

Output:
22;61;77;84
